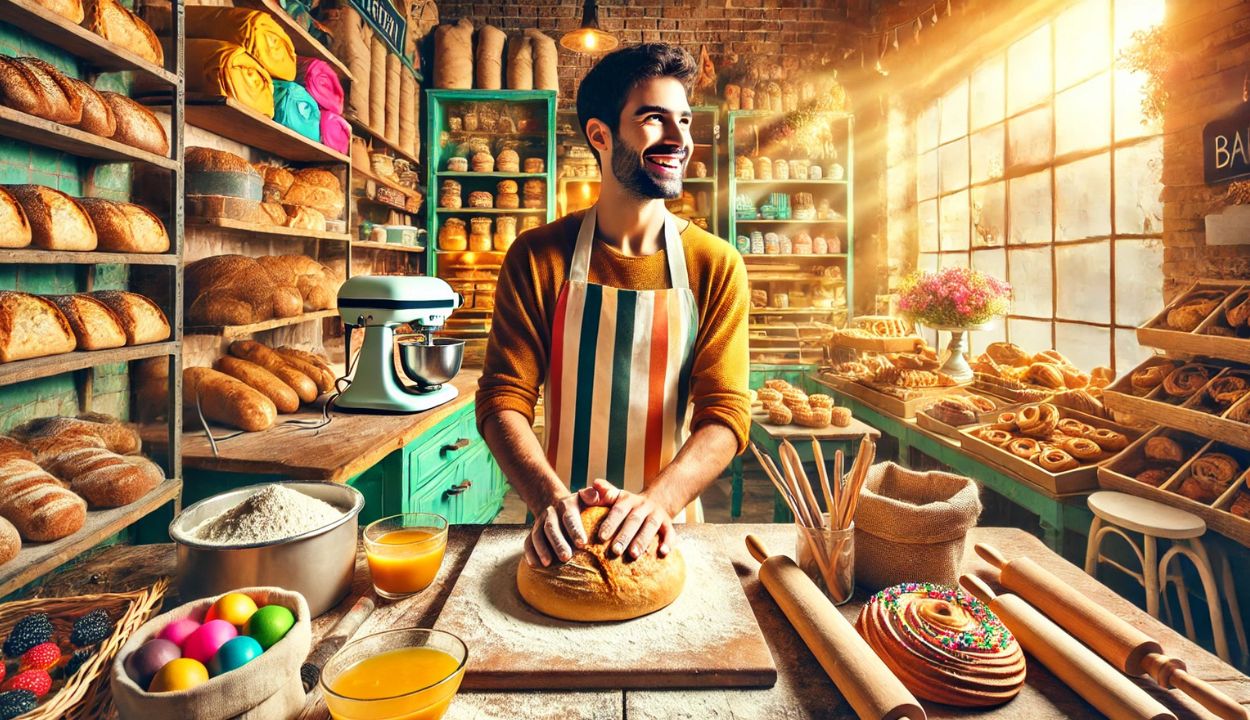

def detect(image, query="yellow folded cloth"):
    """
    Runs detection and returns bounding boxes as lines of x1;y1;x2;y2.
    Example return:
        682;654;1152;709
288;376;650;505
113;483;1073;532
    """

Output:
186;6;296;81
185;39;275;118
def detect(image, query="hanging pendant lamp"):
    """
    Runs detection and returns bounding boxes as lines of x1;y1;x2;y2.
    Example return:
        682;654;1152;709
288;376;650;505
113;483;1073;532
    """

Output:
560;0;619;54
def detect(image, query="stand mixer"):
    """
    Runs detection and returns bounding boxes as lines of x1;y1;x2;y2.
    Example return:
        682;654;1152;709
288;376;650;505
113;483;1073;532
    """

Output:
336;275;465;413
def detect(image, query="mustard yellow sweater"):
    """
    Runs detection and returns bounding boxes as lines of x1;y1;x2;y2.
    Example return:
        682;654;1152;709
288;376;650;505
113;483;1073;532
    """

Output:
475;210;751;453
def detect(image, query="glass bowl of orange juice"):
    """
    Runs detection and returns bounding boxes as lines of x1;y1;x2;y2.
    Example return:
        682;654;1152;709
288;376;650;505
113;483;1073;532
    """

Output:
321;627;468;720
363;513;449;599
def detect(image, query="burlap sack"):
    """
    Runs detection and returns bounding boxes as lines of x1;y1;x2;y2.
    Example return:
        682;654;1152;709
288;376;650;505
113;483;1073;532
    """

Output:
323;4;371;125
854;462;981;592
112;587;312;720
526;28;558;92
399;69;418;158
506;34;533;90
476;24;506;89
368;37;386;135
433;18;473;89
385;52;401;144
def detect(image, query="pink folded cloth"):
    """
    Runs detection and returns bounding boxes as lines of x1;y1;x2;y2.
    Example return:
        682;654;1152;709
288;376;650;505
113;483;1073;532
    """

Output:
296;57;344;113
320;111;351;154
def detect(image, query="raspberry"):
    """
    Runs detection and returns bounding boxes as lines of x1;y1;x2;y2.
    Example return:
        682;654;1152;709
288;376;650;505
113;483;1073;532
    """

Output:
18;642;59;672
0;690;35;720
5;670;50;698
70;609;113;648
65;648;93;677
3;614;52;658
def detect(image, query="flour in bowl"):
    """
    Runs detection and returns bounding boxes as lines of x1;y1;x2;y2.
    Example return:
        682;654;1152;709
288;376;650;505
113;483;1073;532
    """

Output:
192;484;342;544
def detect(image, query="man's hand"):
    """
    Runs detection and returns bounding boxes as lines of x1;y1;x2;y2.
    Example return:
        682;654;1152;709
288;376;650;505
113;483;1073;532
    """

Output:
579;478;677;560
523;491;589;568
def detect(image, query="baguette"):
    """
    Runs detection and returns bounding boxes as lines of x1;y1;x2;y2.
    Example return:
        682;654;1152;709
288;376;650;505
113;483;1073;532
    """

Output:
47;294;127;350
272;349;334;394
275;346;334;375
213;356;300;414
228;340;318;403
89;290;170;345
0;291;77;362
10;413;141;455
0;458;87;541
183;367;277;432
42;446;160;507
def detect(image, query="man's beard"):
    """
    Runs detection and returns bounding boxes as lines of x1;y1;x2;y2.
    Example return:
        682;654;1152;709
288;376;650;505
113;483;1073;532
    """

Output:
610;133;684;201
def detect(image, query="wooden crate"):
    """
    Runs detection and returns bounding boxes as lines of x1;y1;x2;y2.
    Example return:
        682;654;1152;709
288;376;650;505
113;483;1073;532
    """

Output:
1137;279;1250;364
829;331;922;354
820;373;958;419
971;373;1057;404
914;393;1015;441
1104;358;1250;450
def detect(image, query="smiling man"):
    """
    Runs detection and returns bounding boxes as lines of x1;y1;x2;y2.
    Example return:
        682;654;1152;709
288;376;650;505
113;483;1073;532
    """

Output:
476;43;750;570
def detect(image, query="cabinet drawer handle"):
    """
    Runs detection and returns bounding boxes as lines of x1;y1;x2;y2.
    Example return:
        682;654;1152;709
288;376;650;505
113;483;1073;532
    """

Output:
446;480;472;495
441;438;471;455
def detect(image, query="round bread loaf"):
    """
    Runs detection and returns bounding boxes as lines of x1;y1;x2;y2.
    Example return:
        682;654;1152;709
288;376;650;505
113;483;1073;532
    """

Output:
516;506;686;622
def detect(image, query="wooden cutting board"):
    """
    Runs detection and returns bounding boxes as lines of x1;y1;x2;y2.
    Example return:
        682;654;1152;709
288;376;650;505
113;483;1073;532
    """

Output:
433;525;778;690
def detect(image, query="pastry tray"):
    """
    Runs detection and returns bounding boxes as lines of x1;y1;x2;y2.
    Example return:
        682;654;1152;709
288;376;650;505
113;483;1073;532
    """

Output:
971;373;1057;405
828;331;924;354
1102;355;1250;451
817;373;963;420
959;405;1143;494
914;393;1015;441
1099;426;1250;548
1136;279;1250;364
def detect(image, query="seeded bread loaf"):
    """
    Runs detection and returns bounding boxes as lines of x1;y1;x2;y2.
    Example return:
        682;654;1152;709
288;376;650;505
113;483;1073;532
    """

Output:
47;294;127;350
5;184;97;251
186;254;303;326
76;197;168;253
84;0;164;66
187;147;263;201
66;77;117;137
101;91;168;155
89;291;169;345
10;413;141;456
42;446;161;507
33;0;84;22
255;254;340;312
1;57;82;125
284;168;343;219
0;188;32;249
0;291;77;362
0;457;87;541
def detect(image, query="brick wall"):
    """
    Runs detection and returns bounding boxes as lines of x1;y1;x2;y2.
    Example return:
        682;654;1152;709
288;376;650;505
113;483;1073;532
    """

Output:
1160;1;1250;299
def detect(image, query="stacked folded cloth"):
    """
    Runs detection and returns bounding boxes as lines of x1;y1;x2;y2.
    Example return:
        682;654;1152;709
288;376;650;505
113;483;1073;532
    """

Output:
273;80;321;141
185;38;275;117
182;7;298;119
297;58;349;153
186;6;297;81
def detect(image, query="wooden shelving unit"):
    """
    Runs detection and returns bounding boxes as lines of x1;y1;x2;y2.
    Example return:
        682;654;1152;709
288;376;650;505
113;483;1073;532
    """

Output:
185;309;339;339
436;171;548;180
0;249;179;265
234;0;353;82
186;217;352;244
0;342;179;387
0;105;177;169
351;241;425;255
434;208;547;215
346;112;422;168
176;95;350;164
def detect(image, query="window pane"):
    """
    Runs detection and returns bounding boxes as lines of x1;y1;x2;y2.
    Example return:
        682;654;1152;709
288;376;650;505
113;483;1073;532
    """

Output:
1114;68;1161;141
1115;238;1164;326
972;182;1006;247
939;138;969;194
1008;245;1054;316
1008;105;1053;169
1115;327;1153;374
1056;153;1111;241
1009;317;1053;351
940;252;969;269
1115;136;1163;234
1007;25;1052;114
1055;72;1111;156
971;56;1006;130
1009;170;1052;245
970;321;1009;355
1056;322;1111;370
1115;0;1165;52
1055;0;1110;90
917;103;939;153
919;198;939;253
1056;240;1111;323
918;252;939;274
940;79;969;145
917;149;938;201
972;246;1007;283
940;189;970;252
970;123;1005;184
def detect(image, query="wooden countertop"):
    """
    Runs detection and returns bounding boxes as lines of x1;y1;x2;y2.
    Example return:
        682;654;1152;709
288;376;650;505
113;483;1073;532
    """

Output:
39;526;1250;719
176;370;481;482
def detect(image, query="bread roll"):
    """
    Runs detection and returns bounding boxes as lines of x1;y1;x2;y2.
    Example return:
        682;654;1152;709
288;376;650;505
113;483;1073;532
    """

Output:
228;340;318;403
42;446;161;507
516;506;686;622
100;92;168;155
183;367;277;432
284;168;343;220
10;413;141;456
213;355;300;414
186;255;304;326
282;205;326;231
76;198;168;253
259;202;288;226
0;458;87;541
66;78;117;138
0;188;32;249
255;255;339;311
33;0;83;23
84;0;164;66
89;291;169;345
0;437;33;464
5;185;97;251
0;516;19;567
257;164;295;203
0;291;77;362
47;294;126;350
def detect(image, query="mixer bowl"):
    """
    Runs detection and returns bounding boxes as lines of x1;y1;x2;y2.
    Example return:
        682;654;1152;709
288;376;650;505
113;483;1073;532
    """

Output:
397;337;464;389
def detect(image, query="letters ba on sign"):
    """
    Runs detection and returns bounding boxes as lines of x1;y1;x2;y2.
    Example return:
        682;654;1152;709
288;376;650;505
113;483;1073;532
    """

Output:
1205;103;1250;185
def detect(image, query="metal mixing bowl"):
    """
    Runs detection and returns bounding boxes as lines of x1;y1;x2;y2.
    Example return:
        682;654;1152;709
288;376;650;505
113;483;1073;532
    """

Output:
397;337;464;389
169;482;364;617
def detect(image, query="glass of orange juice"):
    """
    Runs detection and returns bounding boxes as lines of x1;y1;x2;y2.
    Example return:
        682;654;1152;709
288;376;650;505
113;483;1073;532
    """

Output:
363;513;449;600
321;627;468;720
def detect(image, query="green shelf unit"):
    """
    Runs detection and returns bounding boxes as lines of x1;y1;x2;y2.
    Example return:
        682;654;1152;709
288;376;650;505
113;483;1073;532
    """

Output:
726;110;854;368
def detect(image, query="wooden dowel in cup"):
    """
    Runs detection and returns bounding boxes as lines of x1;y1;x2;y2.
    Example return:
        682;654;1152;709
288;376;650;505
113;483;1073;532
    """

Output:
812;439;836;528
785;441;825;530
778;447;815;528
833;449;844;529
751;443;802;521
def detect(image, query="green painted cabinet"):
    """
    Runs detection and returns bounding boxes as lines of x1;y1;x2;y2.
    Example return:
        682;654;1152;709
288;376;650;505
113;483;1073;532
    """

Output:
399;401;506;524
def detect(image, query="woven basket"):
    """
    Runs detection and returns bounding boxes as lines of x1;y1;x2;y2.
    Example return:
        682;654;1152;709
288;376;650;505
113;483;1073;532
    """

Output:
0;579;168;720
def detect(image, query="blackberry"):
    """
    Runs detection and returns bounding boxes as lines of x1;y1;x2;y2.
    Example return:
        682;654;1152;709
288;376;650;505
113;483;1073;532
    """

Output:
0;689;35;720
65;648;94;677
3;615;51;658
70;609;113;648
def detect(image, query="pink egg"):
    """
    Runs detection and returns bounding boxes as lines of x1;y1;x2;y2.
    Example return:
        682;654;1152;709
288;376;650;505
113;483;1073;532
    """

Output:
156;618;201;648
180;620;238;664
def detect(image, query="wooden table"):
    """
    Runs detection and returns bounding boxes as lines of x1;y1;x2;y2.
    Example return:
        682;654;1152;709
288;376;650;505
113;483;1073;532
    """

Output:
39;525;1250;719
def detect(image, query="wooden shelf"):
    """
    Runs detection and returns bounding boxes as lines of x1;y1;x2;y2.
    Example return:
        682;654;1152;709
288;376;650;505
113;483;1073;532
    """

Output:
185;309;340;339
351;241;425;254
735;179;847;186
234;0;353;83
434;207;547;215
751;307;841;315
0;478;181;597
438;171;547;179
0;249;178;265
0;341;178;387
186;216;352;243
345;113;421;167
354;164;423;200
174;95;349;164
0;0;177;86
0;105;176;169
743;253;848;260
737;218;847;224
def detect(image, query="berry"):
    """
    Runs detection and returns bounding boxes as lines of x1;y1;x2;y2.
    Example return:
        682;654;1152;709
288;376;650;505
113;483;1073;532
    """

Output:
0;690;35;720
3;615;52;658
70;609;112;648
5;670;50;697
18;642;58;672
65;648;93;677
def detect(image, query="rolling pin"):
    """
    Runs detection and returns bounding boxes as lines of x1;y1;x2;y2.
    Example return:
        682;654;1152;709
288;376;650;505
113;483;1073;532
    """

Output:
299;596;375;692
976;543;1248;720
960;574;1176;720
745;535;926;720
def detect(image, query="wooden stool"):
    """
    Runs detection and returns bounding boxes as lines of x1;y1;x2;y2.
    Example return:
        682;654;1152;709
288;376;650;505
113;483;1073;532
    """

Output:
1084;491;1248;664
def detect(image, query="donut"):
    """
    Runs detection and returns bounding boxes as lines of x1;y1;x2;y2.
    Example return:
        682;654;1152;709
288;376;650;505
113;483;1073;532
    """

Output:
975;428;1014;447
1162;364;1211;399
798;407;833;428
1131;363;1175;395
781;388;809;411
1088;428;1129;452
1016;403;1059;439
757;388;783;406
1057;418;1095;438
764;379;792;392
990;412;1018;432
767;403;792;425
809;394;835;410
1006;438;1041;460
830;406;852;427
1060;437;1103;462
1038;448;1079;472
856;582;1026;707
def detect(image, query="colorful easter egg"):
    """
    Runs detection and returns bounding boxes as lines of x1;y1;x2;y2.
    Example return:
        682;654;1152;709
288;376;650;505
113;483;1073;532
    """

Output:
180;620;237;664
205;593;258;627
207;636;263;676
155;617;200;647
244;605;294;650
148;658;209;693
123;639;181;688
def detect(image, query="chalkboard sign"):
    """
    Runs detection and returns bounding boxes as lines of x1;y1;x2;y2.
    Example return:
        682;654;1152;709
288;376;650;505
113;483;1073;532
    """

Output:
348;0;406;59
1204;103;1250;185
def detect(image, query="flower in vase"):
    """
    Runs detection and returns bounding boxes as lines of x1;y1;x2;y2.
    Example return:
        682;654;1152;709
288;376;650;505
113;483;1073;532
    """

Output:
897;267;1012;328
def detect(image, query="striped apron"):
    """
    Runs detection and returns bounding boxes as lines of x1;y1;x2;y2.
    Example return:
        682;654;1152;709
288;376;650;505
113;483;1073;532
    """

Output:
542;206;702;522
